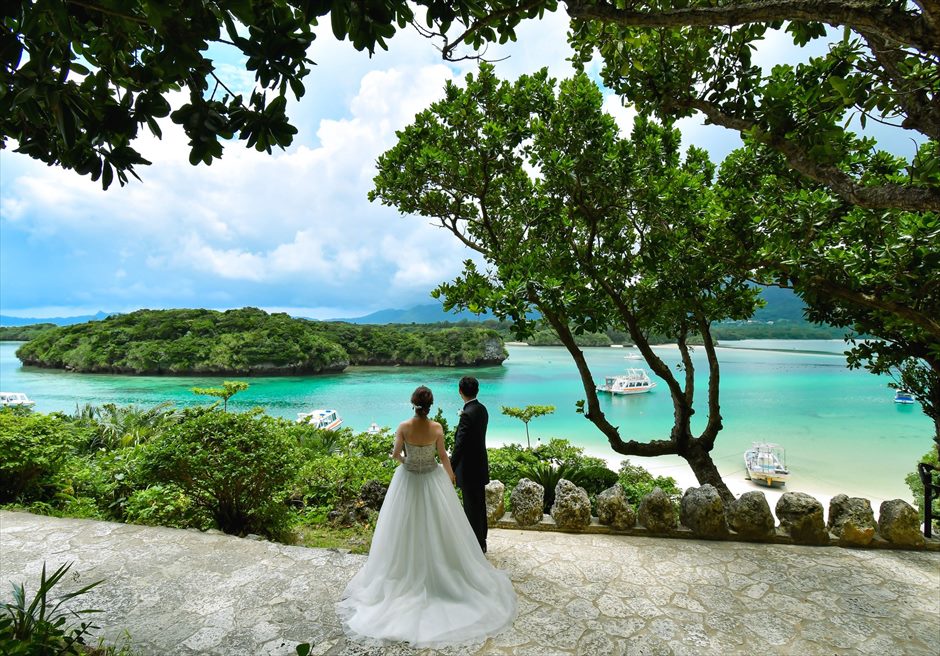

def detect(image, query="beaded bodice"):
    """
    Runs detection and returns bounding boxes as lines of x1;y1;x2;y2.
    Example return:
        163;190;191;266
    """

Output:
403;442;438;473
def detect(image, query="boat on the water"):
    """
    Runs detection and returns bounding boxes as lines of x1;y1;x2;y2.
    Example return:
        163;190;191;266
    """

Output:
0;392;35;407
366;421;383;435
297;409;343;430
597;368;657;395
744;443;789;487
894;390;915;404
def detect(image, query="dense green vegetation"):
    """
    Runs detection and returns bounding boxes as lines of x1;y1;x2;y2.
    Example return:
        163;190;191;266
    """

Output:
13;308;507;375
0;405;672;551
0;324;57;341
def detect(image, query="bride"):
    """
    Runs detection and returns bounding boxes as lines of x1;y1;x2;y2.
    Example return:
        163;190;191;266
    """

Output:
336;385;517;648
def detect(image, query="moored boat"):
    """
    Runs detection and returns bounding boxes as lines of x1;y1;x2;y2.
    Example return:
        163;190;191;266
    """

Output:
366;421;383;434
297;408;343;430
597;368;657;395
0;392;35;407
744;443;789;487
894;390;915;404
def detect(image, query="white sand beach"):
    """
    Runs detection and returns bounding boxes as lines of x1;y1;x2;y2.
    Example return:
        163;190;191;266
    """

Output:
591;451;913;522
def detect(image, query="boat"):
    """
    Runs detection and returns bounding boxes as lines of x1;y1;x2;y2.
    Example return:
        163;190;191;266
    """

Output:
0;392;35;407
366;421;383;434
623;352;644;361
597;368;657;395
297;409;343;430
744;443;789;487
894;390;915;405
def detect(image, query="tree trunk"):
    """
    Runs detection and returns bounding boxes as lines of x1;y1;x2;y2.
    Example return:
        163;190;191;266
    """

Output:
680;440;735;504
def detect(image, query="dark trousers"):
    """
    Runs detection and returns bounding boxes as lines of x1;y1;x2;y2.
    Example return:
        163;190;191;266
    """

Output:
460;484;488;552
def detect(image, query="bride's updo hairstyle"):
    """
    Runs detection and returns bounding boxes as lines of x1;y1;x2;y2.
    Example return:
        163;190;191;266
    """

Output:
411;386;433;418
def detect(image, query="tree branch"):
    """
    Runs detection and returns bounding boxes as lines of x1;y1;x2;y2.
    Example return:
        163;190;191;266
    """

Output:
858;30;940;140
564;0;938;56
686;98;940;212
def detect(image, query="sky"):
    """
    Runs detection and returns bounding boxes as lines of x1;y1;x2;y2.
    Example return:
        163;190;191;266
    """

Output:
0;13;897;320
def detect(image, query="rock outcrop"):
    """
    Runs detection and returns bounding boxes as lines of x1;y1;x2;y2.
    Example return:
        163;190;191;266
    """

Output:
776;492;829;545
510;478;545;527
728;491;776;540
828;494;876;547
637;487;677;534
596;485;636;530
679;485;729;539
485;480;506;526
878;499;926;548
550;479;591;530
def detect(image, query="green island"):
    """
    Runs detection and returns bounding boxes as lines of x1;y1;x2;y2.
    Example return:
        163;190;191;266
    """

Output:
9;308;507;375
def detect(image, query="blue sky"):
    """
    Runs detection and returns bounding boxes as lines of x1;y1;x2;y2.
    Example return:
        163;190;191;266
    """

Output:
0;14;901;319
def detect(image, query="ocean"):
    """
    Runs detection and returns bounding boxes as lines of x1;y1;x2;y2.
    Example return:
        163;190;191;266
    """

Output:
0;339;932;503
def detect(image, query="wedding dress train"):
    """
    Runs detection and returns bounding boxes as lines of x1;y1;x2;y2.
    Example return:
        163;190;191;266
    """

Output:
335;443;517;647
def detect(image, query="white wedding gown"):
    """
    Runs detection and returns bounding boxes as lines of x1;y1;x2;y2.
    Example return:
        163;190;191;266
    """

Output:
335;442;517;648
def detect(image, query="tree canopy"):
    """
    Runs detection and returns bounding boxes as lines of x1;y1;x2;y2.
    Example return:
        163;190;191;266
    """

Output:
372;64;761;500
2;0;549;187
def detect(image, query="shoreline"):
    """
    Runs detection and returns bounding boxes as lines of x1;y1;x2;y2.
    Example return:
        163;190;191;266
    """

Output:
487;434;915;521
584;449;913;521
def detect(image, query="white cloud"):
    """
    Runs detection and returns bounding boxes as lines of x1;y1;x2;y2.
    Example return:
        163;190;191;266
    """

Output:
602;94;637;137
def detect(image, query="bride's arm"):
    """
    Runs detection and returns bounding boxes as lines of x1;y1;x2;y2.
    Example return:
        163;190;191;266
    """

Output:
436;426;456;484
391;425;406;464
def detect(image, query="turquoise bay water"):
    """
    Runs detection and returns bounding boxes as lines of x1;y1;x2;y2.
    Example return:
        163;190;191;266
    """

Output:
0;340;931;502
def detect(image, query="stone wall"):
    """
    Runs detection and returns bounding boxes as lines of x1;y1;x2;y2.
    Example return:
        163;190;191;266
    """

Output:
484;479;939;551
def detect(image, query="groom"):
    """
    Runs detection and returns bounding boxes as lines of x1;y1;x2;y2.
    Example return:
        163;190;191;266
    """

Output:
451;376;490;553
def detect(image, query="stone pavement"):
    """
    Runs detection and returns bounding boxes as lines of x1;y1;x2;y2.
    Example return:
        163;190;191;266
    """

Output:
1;511;938;655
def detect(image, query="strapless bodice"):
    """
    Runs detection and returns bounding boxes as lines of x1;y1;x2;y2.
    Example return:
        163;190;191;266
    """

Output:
403;442;438;473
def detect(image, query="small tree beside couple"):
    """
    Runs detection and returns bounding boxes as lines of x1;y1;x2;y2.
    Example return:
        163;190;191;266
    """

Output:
336;376;517;647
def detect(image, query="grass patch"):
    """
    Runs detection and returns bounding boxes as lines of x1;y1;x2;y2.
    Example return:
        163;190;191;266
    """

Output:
293;524;374;554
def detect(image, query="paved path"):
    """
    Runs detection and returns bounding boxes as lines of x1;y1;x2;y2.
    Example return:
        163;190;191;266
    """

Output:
1;511;938;655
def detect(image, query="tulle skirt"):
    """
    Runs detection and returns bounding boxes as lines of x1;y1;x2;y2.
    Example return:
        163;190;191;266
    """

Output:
335;464;517;648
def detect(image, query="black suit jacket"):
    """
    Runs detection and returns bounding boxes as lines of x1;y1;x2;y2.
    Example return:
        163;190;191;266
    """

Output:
451;398;489;489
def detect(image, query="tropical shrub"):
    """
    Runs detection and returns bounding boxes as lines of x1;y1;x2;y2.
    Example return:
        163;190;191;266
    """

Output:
521;462;587;513
124;484;209;530
618;460;683;506
295;453;394;516
905;449;940;534
139;408;300;539
0;410;88;503
0;562;103;655
88;402;178;450
577;464;621;497
487;443;539;492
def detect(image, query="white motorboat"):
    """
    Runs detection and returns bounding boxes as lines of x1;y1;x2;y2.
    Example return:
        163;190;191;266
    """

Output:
366;421;383;434
597;368;657;395
297;408;343;430
0;392;35;407
744;443;789;487
894;390;915;404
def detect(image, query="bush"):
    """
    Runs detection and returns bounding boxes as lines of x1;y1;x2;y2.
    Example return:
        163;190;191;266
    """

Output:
487;443;539;491
577;464;620;496
905;449;940;534
125;484;209;529
618;459;683;506
296;453;394;513
139;408;300;539
521;462;586;513
0;410;87;503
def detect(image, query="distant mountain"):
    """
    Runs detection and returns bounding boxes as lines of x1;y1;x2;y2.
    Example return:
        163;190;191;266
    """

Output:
330;304;493;324
335;288;809;325
0;311;111;327
752;286;809;323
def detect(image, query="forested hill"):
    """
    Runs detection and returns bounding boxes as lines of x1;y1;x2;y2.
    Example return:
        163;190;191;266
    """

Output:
14;308;508;375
